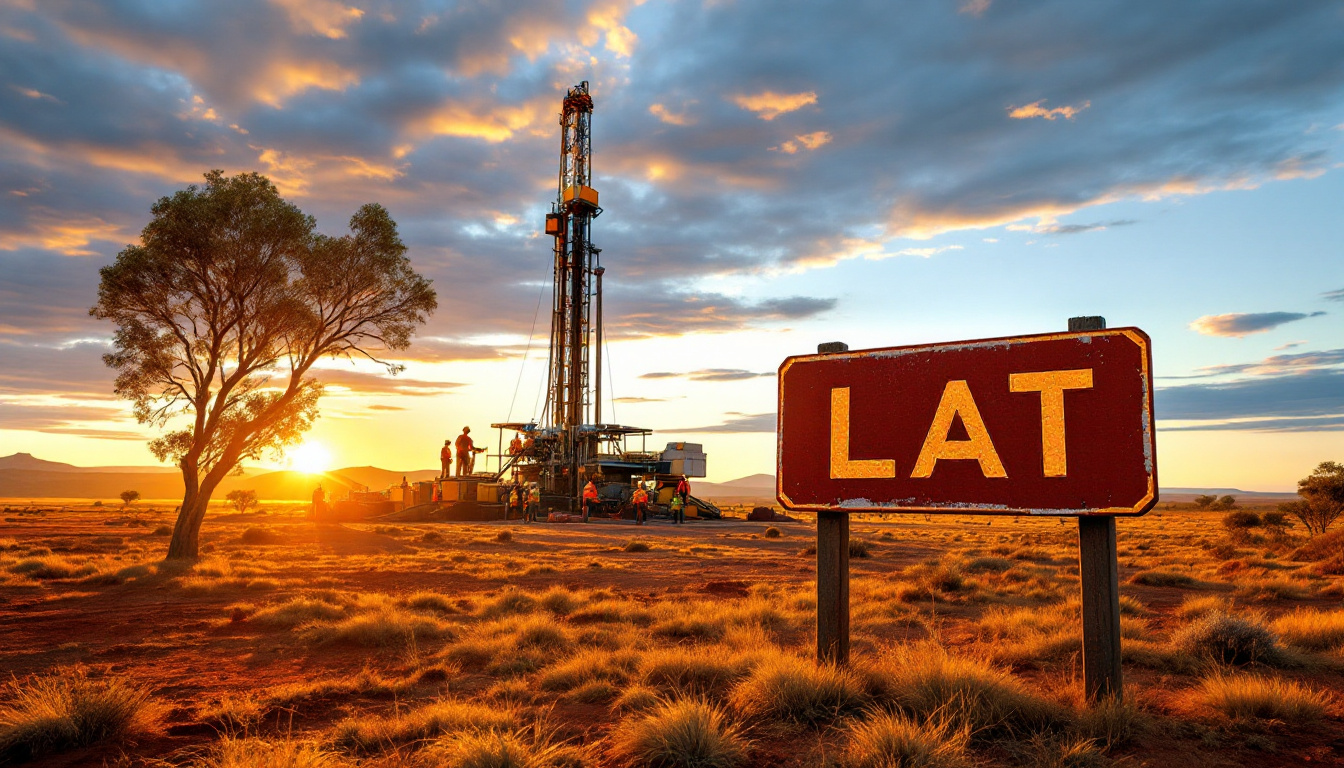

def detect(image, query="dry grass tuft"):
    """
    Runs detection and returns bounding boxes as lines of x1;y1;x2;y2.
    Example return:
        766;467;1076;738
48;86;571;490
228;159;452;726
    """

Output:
1128;570;1195;587
729;654;868;727
639;646;760;697
839;712;972;768
624;540;652;553
764;527;782;538
1198;673;1331;723
1170;611;1287;667
610;698;749;768
0;667;166;759
864;643;1068;737
425;726;590;768
191;737;346;767
1174;595;1230;620
1271;609;1344;651
301;606;453;648
333;699;518;753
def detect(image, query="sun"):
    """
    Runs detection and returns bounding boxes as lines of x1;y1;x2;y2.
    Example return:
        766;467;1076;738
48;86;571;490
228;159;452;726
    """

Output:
288;442;332;475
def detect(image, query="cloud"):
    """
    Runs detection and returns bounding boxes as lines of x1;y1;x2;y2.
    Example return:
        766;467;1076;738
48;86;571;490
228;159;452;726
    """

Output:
1042;219;1137;235
774;130;832;154
310;368;467;396
606;291;837;338
1008;100;1091;121
0;400;140;440
649;103;694;126
730;90;817;120
1190;311;1327;337
1323;288;1344;302
1157;369;1344;422
366;404;408;411
960;0;992;17
1274;340;1306;351
612;396;671;403
674;411;776;433
1162;415;1344;433
640;369;773;382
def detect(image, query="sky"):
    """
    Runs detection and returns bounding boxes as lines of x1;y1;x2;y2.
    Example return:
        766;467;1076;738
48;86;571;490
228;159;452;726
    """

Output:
0;0;1341;491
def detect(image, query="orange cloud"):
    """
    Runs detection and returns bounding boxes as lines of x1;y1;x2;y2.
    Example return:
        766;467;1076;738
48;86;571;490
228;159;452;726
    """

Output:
270;0;364;39
254;60;360;108
414;98;548;143
1008;99;1090;121
649;103;694;126
0;211;126;256
774;130;831;154
732;90;817;120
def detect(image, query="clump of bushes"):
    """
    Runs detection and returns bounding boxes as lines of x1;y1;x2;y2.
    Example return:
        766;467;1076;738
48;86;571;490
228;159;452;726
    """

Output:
1198;673;1330;723
493;529;513;543
1170;611;1286;666
839;712;971;768
610;698;749;768
1221;510;1260;532
0;667;166;759
239;526;282;545
624;540;651;553
849;539;872;558
729;655;868;727
763;527;782;538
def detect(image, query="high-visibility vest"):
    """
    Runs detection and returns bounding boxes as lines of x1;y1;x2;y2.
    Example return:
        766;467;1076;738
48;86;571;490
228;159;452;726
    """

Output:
583;483;598;500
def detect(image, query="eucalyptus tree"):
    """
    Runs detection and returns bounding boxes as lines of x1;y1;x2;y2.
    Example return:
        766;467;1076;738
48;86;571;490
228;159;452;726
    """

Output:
92;171;436;559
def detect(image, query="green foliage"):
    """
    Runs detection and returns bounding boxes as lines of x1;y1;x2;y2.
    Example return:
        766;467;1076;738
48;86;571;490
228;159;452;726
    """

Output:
90;170;436;559
226;489;258;513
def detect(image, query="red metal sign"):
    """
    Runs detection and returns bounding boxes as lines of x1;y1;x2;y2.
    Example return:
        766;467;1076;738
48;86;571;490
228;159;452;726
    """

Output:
777;329;1156;515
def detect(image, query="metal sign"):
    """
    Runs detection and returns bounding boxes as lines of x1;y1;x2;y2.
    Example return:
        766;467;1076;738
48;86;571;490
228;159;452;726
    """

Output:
777;328;1156;515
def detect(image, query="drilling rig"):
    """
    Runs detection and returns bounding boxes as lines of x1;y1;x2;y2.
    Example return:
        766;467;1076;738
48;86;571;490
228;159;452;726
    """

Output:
487;81;715;518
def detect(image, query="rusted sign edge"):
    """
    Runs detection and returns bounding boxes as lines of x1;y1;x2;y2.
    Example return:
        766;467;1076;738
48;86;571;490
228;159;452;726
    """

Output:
775;327;1159;517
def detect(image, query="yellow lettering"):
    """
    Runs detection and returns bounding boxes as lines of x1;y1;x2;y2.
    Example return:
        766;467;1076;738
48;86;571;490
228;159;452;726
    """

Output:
911;380;1007;478
1009;368;1093;477
830;387;896;479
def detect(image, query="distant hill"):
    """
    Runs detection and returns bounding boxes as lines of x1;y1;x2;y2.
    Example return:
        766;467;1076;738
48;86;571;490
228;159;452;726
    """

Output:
332;466;439;490
0;453;436;501
0;453;79;472
692;473;1300;504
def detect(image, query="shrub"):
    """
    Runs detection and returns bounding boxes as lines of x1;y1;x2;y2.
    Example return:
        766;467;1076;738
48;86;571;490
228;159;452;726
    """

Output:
1221;510;1260;531
610;698;749;768
0;667;166;759
225;489;259;514
8;556;97;580
1174;596;1230;620
1289;528;1344;561
302;607;452;648
1198;674;1330;723
1128;570;1194;587
511;615;569;650
333;699;518;753
863;643;1067;737
478;587;538;618
763;527;781;538
151;525;173;536
239;526;282;545
639;646;757;697
426;727;589;768
624;540;651;553
494;529;513;543
614;685;662;714
1170;611;1286;666
192;737;343;768
1271;609;1344;651
729;655;868;727
849;539;872;558
840;713;971;768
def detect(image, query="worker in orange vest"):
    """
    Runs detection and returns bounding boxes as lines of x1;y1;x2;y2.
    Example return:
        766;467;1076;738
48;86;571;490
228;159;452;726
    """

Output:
631;484;648;525
455;427;483;476
509;433;523;456
582;480;598;522
675;475;690;524
439;440;452;478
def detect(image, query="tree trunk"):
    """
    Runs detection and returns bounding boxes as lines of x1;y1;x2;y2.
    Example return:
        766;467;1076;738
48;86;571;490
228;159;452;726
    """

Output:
166;494;209;560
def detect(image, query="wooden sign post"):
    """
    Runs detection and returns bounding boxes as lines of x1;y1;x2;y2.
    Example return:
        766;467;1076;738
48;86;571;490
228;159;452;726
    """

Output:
815;341;851;665
1069;316;1123;701
780;323;1156;700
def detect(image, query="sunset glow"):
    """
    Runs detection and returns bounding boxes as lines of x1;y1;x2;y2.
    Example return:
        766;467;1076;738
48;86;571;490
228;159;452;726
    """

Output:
287;442;332;475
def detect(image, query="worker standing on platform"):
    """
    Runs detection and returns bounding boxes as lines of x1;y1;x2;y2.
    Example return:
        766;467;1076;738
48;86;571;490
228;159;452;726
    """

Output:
455;427;483;477
527;483;540;522
675;475;690;524
582;479;598;522
632;483;648;525
440;441;452;478
509;433;523;456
